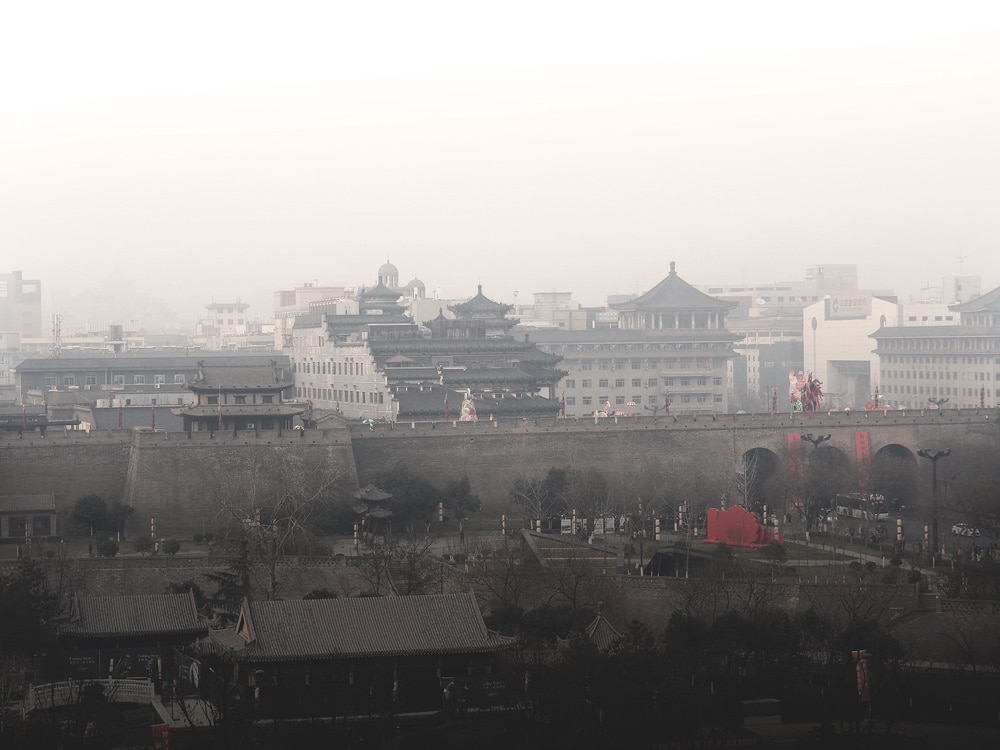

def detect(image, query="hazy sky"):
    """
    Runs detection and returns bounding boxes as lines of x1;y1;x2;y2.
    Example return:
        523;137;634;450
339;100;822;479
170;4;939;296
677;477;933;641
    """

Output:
3;2;999;326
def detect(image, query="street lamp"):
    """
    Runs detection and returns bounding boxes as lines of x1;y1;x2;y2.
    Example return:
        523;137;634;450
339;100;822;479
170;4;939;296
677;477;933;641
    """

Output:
917;448;951;557
800;433;831;449
927;397;949;410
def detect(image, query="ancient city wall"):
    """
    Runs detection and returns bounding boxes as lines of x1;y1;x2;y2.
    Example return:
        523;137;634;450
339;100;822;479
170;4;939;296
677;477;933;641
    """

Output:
1;410;997;539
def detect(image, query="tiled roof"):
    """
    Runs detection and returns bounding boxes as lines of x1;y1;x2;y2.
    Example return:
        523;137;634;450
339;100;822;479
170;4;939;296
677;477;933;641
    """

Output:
0;493;56;513
189;364;291;390
61;593;205;639
949;285;1000;313
519;327;740;345
871;325;999;339
355;485;392;502
370;338;537;355
227;593;515;662
585;610;623;652
172;404;305;418
610;262;735;313
448;286;513;318
14;354;289;372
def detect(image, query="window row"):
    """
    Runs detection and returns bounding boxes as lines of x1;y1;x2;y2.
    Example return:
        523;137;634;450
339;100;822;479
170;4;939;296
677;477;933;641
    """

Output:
44;373;186;387
295;360;367;377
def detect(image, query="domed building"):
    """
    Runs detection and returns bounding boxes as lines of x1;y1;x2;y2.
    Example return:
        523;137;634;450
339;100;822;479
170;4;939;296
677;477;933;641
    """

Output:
376;260;399;289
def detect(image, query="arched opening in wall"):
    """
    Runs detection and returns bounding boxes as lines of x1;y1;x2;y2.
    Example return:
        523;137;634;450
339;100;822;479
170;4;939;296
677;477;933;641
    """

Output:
871;444;918;513
803;445;854;523
736;448;779;516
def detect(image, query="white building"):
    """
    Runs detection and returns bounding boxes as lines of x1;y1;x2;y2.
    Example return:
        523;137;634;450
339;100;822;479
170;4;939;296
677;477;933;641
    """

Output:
802;293;901;408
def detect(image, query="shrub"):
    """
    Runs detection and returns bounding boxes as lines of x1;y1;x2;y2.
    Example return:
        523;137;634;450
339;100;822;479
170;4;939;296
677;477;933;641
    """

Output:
193;533;204;543
134;536;153;555
162;539;181;555
96;539;119;558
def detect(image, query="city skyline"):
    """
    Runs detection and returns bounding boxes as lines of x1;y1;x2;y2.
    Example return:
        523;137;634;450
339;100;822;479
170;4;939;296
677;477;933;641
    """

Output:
7;258;991;334
4;3;998;324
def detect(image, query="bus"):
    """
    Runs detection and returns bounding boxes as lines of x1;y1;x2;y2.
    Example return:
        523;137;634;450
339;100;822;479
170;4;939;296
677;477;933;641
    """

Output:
834;493;889;522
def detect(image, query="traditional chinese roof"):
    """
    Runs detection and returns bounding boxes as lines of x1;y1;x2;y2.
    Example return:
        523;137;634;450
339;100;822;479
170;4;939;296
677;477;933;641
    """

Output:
172;404;305;418
187;363;292;391
61;592;205;639
223;593;515;662
354;485;392;503
448;285;514;319
870;325;971;340
0;493;56;513
610;262;736;313
585;605;623;652
949;285;1000;313
358;279;406;315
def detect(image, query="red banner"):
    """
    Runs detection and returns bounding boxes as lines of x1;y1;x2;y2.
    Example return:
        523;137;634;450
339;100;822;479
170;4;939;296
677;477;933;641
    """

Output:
855;431;871;493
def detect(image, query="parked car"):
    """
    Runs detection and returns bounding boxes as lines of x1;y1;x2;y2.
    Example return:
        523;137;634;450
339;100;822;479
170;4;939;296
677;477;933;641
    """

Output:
951;523;980;537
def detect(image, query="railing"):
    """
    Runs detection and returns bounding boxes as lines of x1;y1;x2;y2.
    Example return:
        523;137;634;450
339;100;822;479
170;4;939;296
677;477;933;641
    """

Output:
25;678;154;713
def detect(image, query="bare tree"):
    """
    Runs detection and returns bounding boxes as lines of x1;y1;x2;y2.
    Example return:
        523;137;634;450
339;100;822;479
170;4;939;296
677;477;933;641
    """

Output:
209;449;348;599
507;470;563;530
466;538;533;612
936;603;994;676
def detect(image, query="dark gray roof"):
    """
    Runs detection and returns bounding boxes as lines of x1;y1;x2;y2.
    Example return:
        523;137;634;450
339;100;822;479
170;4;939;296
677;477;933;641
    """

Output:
188;364;291;390
870;325;999;340
14;353;288;372
585;610;623;652
448;285;513;318
0;493;56;513
228;593;515;662
173;404;305;418
949;285;1000;313
62;593;205;639
610;262;735;313
521;327;740;345
355;485;392;502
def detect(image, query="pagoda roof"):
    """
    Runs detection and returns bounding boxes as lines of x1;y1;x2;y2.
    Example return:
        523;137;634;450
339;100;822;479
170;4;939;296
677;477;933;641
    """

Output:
610;262;736;313
448;285;513;318
355;484;392;502
949;284;1000;313
585;607;623;652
